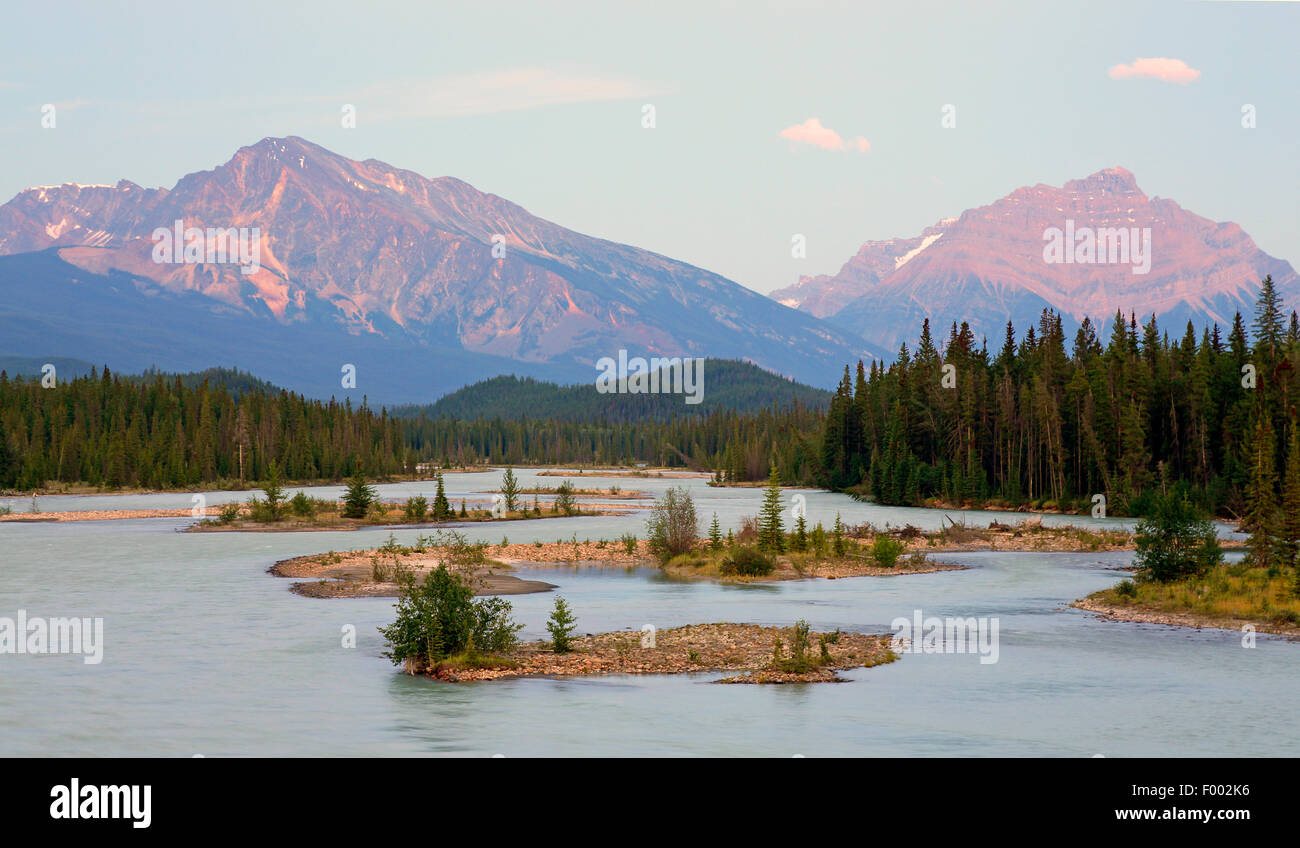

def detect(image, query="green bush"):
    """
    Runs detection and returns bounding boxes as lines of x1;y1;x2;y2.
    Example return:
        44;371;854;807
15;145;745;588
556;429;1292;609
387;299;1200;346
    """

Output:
620;533;639;555
1115;578;1138;598
553;481;578;516
379;565;522;667
872;535;906;568
289;491;316;518
217;502;241;524
1133;493;1222;583
404;494;429;522
720;545;775;576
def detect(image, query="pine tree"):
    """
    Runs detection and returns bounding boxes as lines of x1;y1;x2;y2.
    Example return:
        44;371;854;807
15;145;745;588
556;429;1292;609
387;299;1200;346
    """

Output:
758;464;786;553
499;466;521;513
1281;420;1300;568
1244;414;1280;567
708;513;723;550
831;512;846;556
546;596;578;654
261;461;285;520
791;512;808;552
342;469;378;519
432;471;451;519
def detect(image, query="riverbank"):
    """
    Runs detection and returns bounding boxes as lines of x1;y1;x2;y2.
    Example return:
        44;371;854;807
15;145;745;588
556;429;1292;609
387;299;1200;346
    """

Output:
187;499;640;532
268;535;967;597
416;623;899;683
1073;566;1300;638
269;545;557;598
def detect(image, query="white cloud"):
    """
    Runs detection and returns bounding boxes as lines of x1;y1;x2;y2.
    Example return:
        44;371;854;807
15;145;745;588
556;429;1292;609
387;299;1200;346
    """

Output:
1108;57;1201;85
779;118;868;153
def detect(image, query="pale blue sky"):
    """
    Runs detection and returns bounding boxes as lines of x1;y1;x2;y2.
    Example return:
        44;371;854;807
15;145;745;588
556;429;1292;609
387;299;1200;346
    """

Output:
1;0;1294;293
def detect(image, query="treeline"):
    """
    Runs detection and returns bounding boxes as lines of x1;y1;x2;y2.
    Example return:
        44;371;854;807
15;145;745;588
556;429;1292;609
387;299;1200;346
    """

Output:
820;275;1300;517
400;404;825;482
0;367;409;490
396;359;830;423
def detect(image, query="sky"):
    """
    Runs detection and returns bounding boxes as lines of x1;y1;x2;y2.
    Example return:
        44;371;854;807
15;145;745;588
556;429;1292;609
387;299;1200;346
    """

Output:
0;0;1295;294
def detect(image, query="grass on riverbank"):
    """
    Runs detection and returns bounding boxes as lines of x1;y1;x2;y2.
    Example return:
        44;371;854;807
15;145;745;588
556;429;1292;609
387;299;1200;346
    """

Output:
189;495;598;532
1085;564;1300;629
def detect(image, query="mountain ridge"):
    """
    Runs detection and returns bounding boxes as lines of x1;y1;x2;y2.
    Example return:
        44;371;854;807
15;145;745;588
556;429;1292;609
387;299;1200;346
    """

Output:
771;167;1298;349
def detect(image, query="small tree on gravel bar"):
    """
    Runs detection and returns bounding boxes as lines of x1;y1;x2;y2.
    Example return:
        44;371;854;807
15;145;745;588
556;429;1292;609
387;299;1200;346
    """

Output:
547;596;578;653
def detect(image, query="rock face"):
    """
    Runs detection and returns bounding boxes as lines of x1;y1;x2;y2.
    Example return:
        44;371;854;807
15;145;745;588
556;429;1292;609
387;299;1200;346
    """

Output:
772;167;1299;351
0;136;875;397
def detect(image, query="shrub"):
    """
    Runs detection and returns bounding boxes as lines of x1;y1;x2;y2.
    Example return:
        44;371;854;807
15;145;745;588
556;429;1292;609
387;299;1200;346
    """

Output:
404;494;429;522
620;533;639;556
720;545;775;576
379;565;522;667
1133;493;1222;583
737;515;759;543
1115;578;1138;599
289;491;315;518
872;535;906;568
646;486;697;562
217;502;241;524
553;481;577;516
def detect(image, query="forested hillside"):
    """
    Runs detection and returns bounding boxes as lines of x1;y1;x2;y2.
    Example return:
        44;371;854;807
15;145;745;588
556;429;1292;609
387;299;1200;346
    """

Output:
0;367;408;490
819;276;1300;517
399;359;830;422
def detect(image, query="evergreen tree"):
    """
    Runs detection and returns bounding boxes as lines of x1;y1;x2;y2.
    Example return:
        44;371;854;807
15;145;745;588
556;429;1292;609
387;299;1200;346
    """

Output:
791;512;808;552
708;513;723;550
499;466;521;513
342;469;378;519
757;464;786;553
261;462;286;521
1244;414;1280;567
1281;420;1300;567
546;596;578;654
432;471;451;519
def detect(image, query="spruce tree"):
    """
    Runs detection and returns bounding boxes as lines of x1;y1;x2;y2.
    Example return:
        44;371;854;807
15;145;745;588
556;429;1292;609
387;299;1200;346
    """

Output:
791;512;808;552
758;465;786;553
342;469;378;519
499;466;521;513
1281;421;1300;568
1244;414;1280;567
708;513;723;550
432;471;450;519
261;462;285;521
546;596;578;654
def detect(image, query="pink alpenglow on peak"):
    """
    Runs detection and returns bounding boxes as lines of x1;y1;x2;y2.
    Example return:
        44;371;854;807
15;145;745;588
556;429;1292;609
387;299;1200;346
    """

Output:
770;167;1298;351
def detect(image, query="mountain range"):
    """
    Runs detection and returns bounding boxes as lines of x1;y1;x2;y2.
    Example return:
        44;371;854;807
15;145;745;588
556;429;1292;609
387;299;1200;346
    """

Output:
0;137;876;403
770;167;1298;350
1;143;1293;405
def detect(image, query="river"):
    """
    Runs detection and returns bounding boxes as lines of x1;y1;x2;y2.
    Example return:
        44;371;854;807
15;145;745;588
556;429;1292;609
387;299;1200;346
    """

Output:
1;469;1292;756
